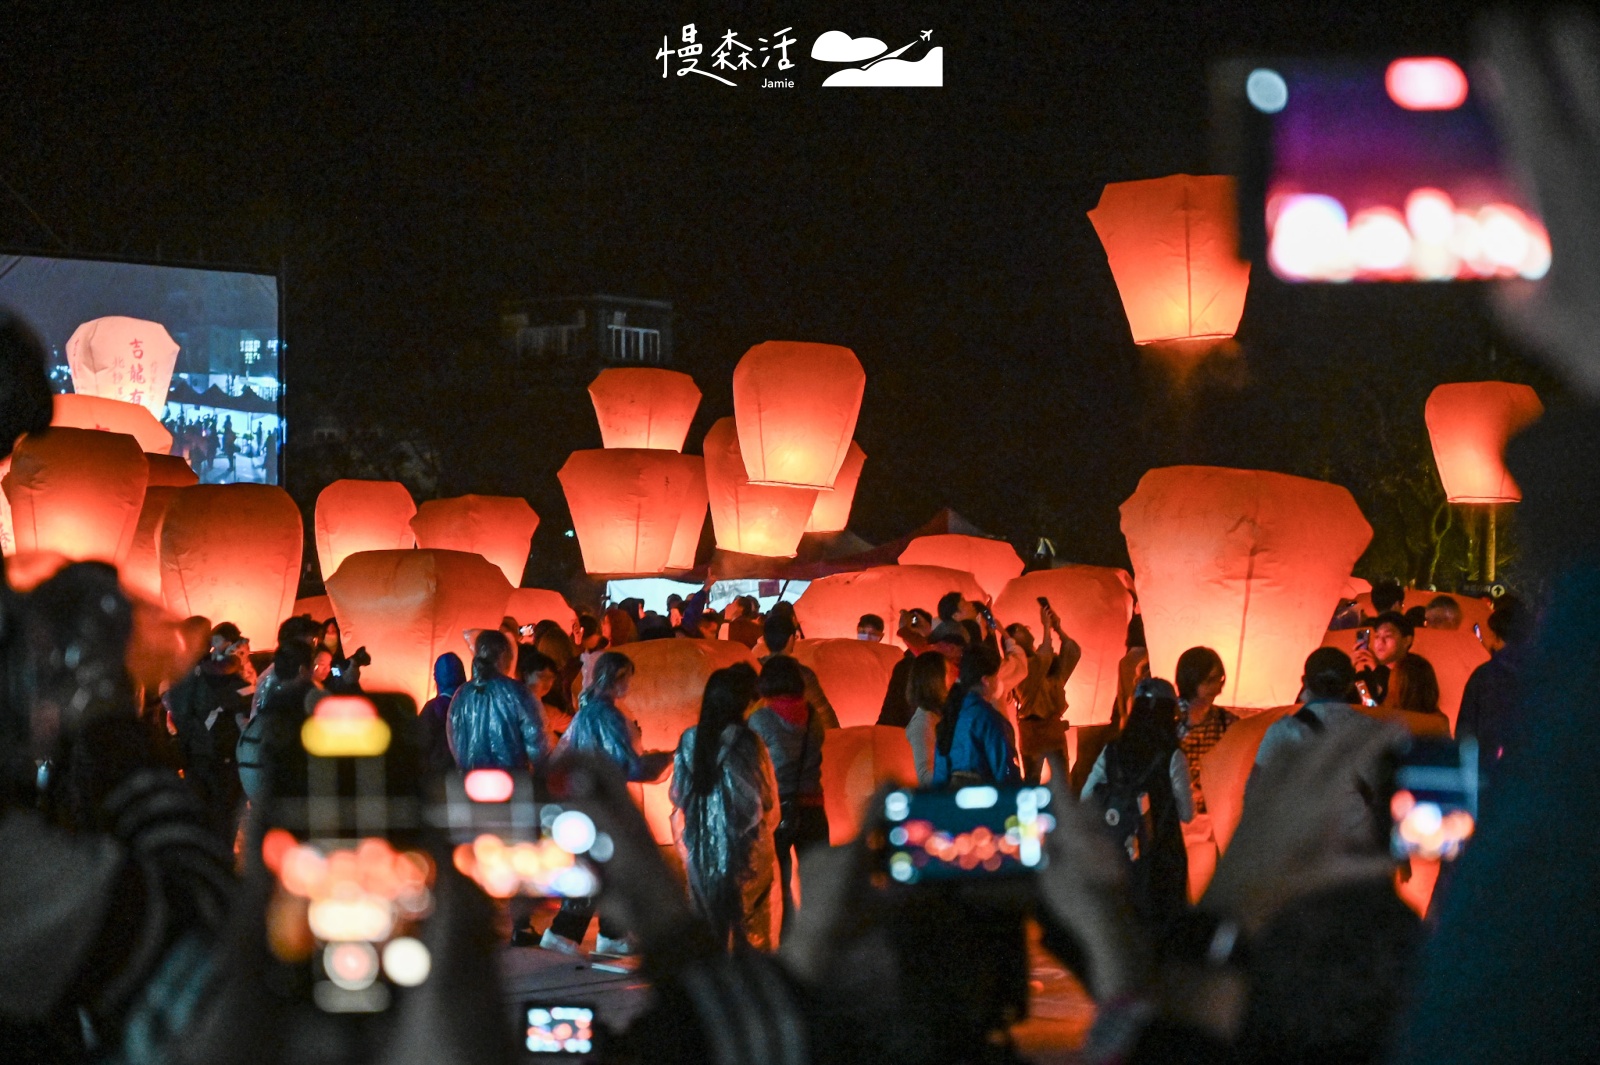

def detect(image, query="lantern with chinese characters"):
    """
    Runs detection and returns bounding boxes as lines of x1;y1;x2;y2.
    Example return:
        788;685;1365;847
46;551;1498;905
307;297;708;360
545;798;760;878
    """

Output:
506;588;577;632
325;549;513;708
3;427;148;565
159;484;303;646
1120;466;1372;709
993;566;1135;726
65;316;180;419
1424;382;1543;503
703;418;818;557
315;480;418;580
732;341;866;488
587;368;702;451
805;441;867;534
1088;175;1252;345
558;449;701;575
51;394;173;454
792;638;905;728
794;564;987;649
821;726;917;844
898;534;1025;601
666;456;708;571
410;495;539;587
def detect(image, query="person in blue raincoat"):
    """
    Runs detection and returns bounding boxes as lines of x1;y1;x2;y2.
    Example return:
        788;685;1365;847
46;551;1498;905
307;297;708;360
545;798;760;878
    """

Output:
931;644;1023;788
447;631;546;773
418;651;467;776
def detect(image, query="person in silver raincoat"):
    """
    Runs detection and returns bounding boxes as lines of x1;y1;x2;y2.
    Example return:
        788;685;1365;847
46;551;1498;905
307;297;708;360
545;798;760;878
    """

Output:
552;650;647;780
670;663;781;952
447;630;546;772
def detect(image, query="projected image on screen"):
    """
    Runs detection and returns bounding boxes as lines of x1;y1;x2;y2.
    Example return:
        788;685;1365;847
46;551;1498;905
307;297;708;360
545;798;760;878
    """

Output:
0;254;282;484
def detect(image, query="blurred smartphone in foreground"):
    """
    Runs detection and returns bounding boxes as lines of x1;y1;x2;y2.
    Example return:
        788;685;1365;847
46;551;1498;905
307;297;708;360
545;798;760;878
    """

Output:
1389;737;1479;861
523;1002;599;1057
880;785;1056;885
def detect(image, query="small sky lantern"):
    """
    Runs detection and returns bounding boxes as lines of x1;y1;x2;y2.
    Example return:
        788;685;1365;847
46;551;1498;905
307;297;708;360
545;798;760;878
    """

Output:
64;316;180;419
1120;466;1372;710
702;417;818;557
324;549;512;708
505;588;577;633
1088;174;1252;345
794;564;987;649
732;341;866;489
992;566;1135;726
805;440;867;534
159;484;303;647
792;638;906;728
51;393;174;454
302;695;392;758
821;726;916;845
666;456;708;571
3;426;148;565
316;480;418;580
558;449;701;575
410;494;538;587
1424;382;1543;504
898;533;1024;600
587;367;702;451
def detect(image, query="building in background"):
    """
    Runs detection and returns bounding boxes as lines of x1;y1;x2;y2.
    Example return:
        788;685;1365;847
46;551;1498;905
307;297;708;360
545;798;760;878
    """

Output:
500;294;674;384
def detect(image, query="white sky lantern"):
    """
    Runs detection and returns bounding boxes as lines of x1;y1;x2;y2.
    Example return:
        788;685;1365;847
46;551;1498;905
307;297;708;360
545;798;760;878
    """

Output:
65;316;179;419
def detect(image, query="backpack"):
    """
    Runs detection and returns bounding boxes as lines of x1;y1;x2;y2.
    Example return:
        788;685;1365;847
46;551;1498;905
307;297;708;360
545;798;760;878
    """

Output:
1093;743;1169;863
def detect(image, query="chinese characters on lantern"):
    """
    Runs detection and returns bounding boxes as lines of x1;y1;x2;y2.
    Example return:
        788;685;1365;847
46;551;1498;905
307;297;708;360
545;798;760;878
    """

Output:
657;24;796;85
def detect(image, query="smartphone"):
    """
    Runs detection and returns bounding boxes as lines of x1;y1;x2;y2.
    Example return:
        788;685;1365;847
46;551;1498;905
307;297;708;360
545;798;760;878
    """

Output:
1036;596;1051;609
524;1002;599;1056
880;785;1056;885
1356;628;1371;652
430;769;600;899
1389;736;1479;861
1213;56;1547;282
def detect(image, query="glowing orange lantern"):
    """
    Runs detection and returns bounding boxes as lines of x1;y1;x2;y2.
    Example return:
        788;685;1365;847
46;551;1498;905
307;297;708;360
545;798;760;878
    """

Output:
410;495;539;587
1350;588;1492;637
794;564;987;649
1423;382;1543;503
791;638;906;728
0;458;12;557
3;551;69;592
127;594;207;693
51;394;173;454
558;449;700;575
898;534;1025;601
805;441;867;533
65;316;180;419
145;454;199;487
666;456;708;571
506;588;577;632
1120;466;1372;709
1088;175;1252;345
324;549;513;708
587;368;702;451
703;418;818;557
124;486;183;601
294;594;334;622
993;566;1135;726
821;726;916;844
732;341;866;488
159;484;303;646
3;427;148;565
315;480;418;580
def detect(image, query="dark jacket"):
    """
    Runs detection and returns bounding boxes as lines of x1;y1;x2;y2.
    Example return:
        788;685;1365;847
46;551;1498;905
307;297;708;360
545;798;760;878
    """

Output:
749;695;825;804
1455;644;1527;777
419;653;467;776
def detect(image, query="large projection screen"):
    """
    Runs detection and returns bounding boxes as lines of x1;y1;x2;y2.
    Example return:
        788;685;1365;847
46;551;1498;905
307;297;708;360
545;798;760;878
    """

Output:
0;253;282;484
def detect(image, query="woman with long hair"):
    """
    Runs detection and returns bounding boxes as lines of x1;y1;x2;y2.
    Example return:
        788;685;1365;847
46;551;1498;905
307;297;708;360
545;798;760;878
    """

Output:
1389;654;1449;728
905;651;952;786
931;645;1022;787
446;631;545;773
671;663;781;951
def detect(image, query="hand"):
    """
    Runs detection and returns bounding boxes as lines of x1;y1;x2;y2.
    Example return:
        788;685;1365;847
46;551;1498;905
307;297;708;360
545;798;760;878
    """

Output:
1351;648;1377;673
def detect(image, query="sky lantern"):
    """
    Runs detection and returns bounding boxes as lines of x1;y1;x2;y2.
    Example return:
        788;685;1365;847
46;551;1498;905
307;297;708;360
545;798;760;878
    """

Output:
898;533;1025;600
325;549;512;708
294;594;334;623
64;316;179;419
822;726;916;844
3;427;148;565
587;367;702;451
51;394;173;454
1088;174;1252;345
410;494;539;587
506;588;577;632
732;341;866;488
159;484;303;646
126;594;207;694
0;459;12;556
794;564;987;648
124;486;184;602
145;453;199;488
805;440;867;534
993;566;1135;726
792;638;905;728
315;479;418;580
1424;382;1543;503
666;456;708;571
558;449;700;575
1120;466;1372;710
702;417;818;557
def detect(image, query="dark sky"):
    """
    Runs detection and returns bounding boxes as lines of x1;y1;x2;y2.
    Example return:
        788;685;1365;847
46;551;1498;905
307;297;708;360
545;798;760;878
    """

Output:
0;2;1563;585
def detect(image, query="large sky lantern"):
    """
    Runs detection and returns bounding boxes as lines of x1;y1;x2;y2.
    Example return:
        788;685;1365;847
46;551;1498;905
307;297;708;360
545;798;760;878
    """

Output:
159;484;303;646
993;566;1135;726
315;479;418;580
665;456;708;571
822;726;917;845
792;638;906;728
51;394;174;454
505;588;577;632
124;486;185;602
409;494;539;587
325;549;512;708
1424;382;1543;504
587;367;702;451
702;418;818;557
898;533;1025;601
145;453;199;488
3;427;149;565
294;594;334;623
794;564;987;648
732;341;867;489
1088;174;1253;346
65;316;180;419
804;440;866;534
1120;466;1373;710
558;449;700;575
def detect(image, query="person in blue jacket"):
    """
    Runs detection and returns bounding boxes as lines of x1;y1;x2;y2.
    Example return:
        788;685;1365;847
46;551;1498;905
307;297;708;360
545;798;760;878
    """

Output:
931;644;1022;787
447;631;546;773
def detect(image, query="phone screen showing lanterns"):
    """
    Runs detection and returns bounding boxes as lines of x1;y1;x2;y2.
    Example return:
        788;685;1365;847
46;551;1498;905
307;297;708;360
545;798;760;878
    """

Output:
524;1004;597;1056
1390;737;1479;861
881;785;1056;885
438;768;607;900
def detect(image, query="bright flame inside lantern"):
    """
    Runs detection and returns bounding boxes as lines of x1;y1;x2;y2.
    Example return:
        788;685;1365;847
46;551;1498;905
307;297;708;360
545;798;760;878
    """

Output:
1386;57;1468;111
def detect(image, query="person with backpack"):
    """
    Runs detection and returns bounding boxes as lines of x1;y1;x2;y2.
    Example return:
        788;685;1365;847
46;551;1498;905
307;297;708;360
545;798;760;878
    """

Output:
1079;677;1194;931
748;655;828;933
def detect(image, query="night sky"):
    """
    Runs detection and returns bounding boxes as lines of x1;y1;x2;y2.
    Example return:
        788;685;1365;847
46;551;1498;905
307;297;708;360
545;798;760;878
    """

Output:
0;3;1565;591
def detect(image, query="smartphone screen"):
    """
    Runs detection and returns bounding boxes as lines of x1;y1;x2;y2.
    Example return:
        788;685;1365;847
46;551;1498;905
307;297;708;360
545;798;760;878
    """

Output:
881;785;1055;885
524;1003;597;1056
1390;737;1479;861
1216;56;1548;282
433;769;601;899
